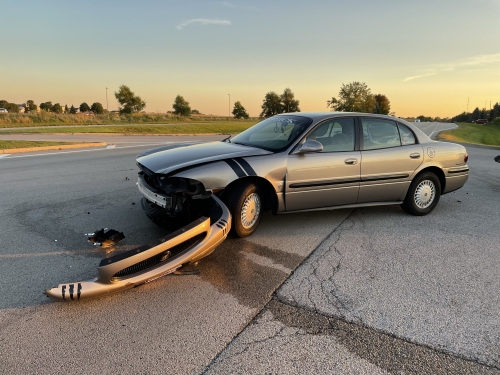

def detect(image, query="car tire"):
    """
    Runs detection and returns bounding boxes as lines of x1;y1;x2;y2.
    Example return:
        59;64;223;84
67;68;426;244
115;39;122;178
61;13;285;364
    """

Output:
401;172;441;216
224;182;262;238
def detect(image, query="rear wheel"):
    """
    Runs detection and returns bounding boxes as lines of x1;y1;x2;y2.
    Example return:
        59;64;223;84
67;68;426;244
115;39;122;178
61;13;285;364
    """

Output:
224;182;262;238
401;172;441;216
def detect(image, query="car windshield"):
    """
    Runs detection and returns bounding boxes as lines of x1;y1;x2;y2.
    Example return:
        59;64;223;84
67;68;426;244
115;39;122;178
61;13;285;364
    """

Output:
230;115;313;152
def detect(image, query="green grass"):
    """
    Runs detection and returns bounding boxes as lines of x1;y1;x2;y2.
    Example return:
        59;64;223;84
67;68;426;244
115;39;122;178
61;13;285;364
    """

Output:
439;121;500;146
0;112;258;128
0;122;257;135
0;140;77;149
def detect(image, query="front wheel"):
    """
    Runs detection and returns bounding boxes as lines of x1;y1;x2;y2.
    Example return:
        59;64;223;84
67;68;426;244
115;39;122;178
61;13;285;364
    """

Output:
224;182;262;238
401;172;441;216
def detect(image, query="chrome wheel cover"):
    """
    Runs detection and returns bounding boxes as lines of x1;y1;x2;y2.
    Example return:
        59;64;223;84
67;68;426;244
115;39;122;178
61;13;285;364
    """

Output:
240;193;261;229
414;180;435;209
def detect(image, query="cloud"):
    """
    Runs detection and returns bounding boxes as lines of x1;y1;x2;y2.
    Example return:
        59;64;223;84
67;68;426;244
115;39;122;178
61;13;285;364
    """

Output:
403;53;500;82
403;72;437;82
176;18;231;31
215;1;260;10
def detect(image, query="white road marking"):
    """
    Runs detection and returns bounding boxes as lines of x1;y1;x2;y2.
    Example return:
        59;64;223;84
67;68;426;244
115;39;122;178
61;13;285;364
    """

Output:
430;123;458;138
0;141;201;159
105;145;116;149
0;154;11;158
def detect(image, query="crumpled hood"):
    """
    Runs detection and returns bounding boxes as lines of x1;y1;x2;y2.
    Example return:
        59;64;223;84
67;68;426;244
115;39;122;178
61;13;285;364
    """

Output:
136;141;272;175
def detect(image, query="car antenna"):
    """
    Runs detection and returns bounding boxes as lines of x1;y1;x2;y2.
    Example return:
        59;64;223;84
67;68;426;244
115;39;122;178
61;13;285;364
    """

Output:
222;133;232;142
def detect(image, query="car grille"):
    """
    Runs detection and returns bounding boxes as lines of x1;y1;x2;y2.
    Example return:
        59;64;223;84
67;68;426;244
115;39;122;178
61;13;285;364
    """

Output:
111;233;206;280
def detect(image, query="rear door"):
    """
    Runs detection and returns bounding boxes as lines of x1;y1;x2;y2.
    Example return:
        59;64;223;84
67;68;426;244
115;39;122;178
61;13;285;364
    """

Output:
358;117;423;203
285;117;361;211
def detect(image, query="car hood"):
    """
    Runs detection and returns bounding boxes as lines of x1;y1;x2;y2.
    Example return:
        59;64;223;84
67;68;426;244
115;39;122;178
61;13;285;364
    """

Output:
136;141;272;175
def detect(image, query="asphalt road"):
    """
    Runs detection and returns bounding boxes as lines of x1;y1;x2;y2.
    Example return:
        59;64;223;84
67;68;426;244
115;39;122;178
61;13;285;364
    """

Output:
0;123;499;374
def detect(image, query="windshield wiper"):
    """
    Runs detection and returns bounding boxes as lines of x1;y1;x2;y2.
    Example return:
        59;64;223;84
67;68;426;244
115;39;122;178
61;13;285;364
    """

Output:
231;141;248;146
222;134;232;142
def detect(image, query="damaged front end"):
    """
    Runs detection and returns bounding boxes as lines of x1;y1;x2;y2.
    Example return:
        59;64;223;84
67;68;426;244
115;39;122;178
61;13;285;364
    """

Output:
45;193;231;302
137;169;214;228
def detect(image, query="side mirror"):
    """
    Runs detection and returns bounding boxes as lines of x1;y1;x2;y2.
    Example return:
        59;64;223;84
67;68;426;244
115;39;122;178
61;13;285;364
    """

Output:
296;140;323;154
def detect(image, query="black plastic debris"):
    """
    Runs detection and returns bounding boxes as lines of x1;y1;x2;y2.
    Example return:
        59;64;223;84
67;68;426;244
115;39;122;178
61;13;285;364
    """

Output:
495;155;500;163
86;228;125;248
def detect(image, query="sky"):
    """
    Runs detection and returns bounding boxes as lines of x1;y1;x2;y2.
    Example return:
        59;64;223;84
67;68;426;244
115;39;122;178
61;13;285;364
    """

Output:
1;0;499;118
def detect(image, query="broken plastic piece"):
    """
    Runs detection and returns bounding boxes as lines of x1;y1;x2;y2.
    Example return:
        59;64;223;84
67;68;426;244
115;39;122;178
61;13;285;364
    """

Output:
87;228;125;248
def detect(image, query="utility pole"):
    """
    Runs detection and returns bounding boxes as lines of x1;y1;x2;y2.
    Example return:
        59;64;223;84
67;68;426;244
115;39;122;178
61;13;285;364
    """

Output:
467;97;469;113
106;87;109;112
228;94;230;117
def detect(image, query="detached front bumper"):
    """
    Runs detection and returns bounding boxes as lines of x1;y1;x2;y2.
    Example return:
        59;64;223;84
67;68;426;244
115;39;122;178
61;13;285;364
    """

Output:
45;194;231;302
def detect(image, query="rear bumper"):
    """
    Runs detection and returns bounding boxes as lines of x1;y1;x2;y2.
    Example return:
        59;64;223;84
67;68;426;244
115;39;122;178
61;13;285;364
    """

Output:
443;171;469;194
45;194;231;302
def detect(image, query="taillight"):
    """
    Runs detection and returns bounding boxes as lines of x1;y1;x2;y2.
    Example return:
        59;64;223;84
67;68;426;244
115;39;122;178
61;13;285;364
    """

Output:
464;153;468;163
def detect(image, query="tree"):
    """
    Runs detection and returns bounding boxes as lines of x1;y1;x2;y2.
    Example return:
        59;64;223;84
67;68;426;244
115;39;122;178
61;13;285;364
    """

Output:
470;107;480;122
327;82;375;113
91;102;104;114
172;95;191;116
191;109;200;114
40;102;53;111
51;103;63;113
80;102;90;113
6;103;19;113
260;91;282;118
69;105;77;114
0;100;8;109
232;101;249;119
491;102;500;122
373;94;391;115
280;88;300;113
25;100;37;112
64;104;69;113
115;85;146;114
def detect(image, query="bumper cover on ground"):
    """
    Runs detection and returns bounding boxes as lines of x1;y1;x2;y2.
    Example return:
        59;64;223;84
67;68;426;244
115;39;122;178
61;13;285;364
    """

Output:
46;194;231;302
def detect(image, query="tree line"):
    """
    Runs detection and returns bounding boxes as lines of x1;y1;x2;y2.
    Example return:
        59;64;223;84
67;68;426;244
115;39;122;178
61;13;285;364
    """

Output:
0;99;105;114
2;82;393;119
451;103;500;123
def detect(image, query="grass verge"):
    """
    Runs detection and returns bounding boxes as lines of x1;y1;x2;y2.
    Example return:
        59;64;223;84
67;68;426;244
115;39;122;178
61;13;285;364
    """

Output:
439;122;500;147
0;122;257;135
0;113;257;128
0;140;78;149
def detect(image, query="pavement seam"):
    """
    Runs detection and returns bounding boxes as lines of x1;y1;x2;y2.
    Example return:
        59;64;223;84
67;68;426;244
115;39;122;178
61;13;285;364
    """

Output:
200;211;355;374
270;297;500;373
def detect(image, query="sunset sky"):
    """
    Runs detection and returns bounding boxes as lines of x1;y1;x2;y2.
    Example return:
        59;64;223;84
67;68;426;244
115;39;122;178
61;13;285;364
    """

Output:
1;0;499;117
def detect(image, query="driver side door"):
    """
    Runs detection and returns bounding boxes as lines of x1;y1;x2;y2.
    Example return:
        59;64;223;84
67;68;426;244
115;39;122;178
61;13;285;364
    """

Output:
284;118;361;211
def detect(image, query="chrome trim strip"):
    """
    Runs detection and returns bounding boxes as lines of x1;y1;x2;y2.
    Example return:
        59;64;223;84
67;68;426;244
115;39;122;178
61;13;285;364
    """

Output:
448;167;469;174
361;174;410;182
289;178;360;189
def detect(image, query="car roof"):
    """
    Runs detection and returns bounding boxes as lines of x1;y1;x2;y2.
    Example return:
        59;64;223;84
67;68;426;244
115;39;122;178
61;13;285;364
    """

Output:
281;112;400;121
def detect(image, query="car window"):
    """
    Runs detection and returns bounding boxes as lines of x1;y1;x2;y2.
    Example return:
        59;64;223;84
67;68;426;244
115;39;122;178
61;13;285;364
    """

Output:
397;123;416;145
362;118;401;150
231;115;313;152
306;118;355;152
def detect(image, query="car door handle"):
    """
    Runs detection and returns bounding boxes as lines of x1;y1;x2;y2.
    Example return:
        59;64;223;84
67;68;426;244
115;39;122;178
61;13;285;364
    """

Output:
344;158;358;165
409;153;420;159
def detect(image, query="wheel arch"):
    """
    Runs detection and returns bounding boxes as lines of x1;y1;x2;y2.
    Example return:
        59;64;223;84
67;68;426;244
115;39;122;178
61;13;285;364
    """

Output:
221;176;278;214
413;166;445;194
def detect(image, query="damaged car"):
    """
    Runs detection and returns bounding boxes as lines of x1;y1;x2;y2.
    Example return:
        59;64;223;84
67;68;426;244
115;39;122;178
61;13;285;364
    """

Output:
46;112;469;302
137;112;469;238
